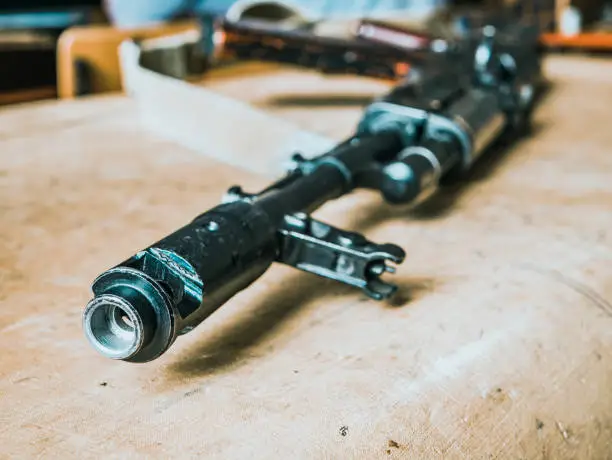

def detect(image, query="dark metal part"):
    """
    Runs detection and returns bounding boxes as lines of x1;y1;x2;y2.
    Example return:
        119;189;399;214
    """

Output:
217;18;431;80
83;20;544;363
279;213;405;300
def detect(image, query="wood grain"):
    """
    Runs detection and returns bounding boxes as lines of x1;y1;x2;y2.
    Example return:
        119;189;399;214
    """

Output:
0;56;612;459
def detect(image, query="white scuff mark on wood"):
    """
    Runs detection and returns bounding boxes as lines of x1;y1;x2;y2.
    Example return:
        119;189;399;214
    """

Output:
556;421;570;441
0;315;51;334
391;316;532;403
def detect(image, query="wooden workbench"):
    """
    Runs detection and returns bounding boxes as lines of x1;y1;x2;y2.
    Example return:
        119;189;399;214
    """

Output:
1;55;612;459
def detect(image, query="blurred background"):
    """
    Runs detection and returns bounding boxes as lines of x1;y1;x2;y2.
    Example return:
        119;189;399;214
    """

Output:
0;0;610;106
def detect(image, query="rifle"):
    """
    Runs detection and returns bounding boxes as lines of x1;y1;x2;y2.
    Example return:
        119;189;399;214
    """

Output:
82;21;544;363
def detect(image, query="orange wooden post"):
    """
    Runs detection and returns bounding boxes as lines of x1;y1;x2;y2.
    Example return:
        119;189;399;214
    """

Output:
56;21;196;99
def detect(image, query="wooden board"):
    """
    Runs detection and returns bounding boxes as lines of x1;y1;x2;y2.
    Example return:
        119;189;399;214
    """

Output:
1;55;612;459
541;31;612;50
119;34;340;177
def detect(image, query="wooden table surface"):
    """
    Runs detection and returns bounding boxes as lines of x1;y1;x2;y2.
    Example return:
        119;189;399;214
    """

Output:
1;55;612;459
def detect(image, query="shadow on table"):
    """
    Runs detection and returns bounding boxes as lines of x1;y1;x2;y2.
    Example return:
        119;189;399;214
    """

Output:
166;272;436;379
268;94;377;107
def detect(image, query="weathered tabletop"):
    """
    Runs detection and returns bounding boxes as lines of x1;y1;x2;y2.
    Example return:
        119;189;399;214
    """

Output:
1;55;612;459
